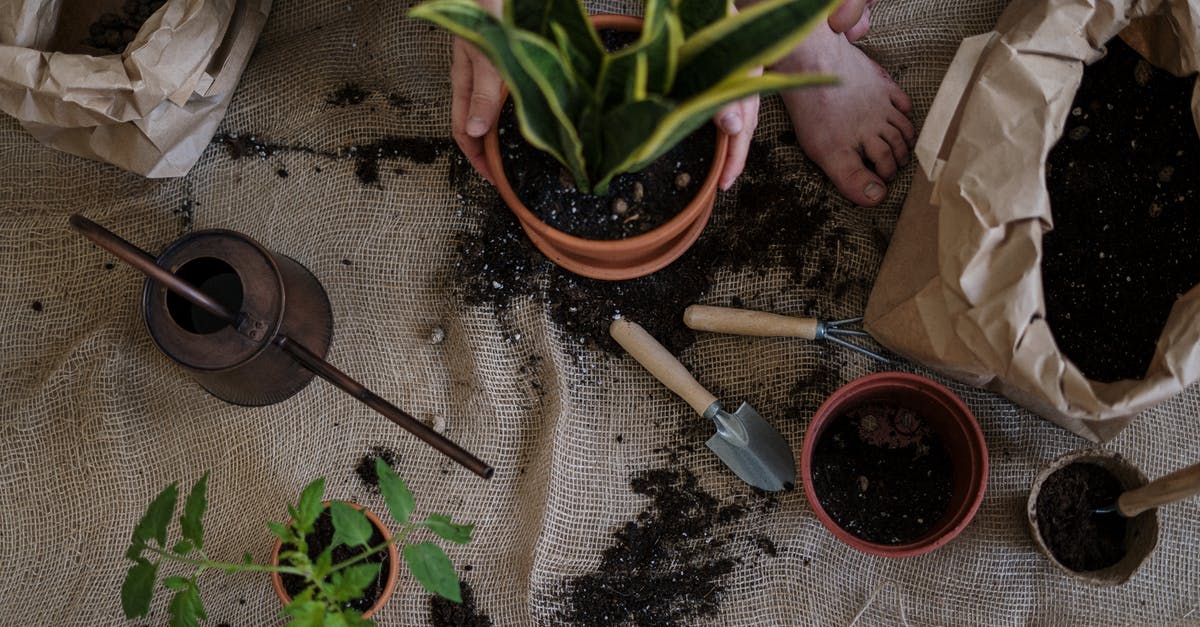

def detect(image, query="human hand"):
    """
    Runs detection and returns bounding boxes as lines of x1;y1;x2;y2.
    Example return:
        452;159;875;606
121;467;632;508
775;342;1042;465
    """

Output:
449;0;503;182
713;66;762;191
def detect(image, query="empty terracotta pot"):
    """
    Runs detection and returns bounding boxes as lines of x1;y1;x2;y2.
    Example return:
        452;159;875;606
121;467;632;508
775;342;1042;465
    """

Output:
483;14;729;281
801;372;989;558
1026;449;1159;586
270;501;399;619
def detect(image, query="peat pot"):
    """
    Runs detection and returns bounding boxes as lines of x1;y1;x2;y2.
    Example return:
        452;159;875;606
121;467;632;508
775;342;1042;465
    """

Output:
801;372;988;558
483;13;730;281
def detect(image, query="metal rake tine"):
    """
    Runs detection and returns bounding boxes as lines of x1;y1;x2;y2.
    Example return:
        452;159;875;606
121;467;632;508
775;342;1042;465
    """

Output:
824;334;891;364
826;328;871;337
826;316;865;327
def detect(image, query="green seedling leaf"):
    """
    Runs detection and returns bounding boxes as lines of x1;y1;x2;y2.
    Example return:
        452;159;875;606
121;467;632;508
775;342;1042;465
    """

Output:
132;482;178;550
243;552;254;565
268;521;295;544
163;576;189;591
282;599;328;627
375;458;414;525
167;581;206;627
404;542;462;603
295;478;326;535
330;563;381;602
172;540;193;556
120;559;159;618
279;550;311;570
330;501;373;549
423;514;475;545
180;472;208;551
313;546;334;582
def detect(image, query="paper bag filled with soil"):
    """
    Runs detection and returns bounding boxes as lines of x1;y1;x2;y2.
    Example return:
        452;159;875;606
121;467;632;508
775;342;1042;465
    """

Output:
865;0;1200;442
0;0;270;177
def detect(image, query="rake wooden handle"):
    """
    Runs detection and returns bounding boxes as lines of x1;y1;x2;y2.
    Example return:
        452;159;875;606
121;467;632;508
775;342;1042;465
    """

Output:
1119;461;1200;517
684;305;819;339
610;318;716;416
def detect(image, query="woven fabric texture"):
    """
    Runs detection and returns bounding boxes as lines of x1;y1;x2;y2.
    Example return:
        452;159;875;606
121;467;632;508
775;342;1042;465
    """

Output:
1;0;1197;624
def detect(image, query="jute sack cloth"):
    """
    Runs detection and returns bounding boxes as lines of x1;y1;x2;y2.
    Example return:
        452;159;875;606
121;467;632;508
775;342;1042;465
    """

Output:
0;0;270;177
865;0;1200;443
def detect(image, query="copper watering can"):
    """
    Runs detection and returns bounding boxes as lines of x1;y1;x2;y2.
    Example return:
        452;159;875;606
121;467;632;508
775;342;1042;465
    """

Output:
70;215;493;479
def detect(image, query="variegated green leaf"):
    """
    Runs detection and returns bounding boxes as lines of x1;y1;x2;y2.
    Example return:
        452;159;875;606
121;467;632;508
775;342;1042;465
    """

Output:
506;0;603;84
674;0;835;98
509;30;589;188
595;72;837;190
675;0;730;37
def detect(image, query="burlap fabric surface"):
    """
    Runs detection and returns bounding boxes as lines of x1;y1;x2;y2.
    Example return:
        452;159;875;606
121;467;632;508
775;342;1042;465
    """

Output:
1;0;1197;624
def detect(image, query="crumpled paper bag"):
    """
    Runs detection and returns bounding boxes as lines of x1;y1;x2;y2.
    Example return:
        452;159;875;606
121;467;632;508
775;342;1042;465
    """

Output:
865;0;1200;442
0;0;270;177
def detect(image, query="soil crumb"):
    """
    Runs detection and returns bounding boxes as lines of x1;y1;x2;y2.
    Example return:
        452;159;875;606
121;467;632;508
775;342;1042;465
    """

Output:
430;580;493;627
810;403;954;544
559;467;757;626
327;83;371;107
85;0;166;53
1043;37;1200;382
354;446;400;489
1035;462;1128;572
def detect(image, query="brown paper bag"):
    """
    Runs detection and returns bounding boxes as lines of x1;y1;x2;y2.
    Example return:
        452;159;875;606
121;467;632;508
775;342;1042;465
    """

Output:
0;0;270;177
865;0;1200;442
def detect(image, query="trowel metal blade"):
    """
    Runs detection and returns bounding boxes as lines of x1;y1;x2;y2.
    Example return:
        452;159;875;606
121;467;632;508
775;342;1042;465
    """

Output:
705;402;796;492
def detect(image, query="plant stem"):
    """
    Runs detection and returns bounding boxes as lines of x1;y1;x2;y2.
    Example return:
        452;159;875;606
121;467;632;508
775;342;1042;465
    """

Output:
327;526;411;574
146;546;305;576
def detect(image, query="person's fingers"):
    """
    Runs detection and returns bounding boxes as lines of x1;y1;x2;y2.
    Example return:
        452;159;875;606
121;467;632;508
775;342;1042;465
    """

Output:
828;0;868;34
451;39;493;183
466;49;504;139
843;5;870;42
718;96;760;190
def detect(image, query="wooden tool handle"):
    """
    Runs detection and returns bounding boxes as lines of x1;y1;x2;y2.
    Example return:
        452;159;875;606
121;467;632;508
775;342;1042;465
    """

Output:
1119;461;1200;517
683;305;819;339
610;318;717;416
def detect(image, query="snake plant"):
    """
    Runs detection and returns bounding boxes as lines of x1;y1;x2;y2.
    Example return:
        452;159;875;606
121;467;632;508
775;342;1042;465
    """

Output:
410;0;839;195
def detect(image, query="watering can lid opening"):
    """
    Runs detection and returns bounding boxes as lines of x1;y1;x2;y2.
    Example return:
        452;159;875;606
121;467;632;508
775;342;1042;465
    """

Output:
143;230;286;371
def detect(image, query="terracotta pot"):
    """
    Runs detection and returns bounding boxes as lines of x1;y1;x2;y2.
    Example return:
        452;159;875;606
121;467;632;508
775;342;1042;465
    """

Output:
269;501;400;619
1026;449;1159;586
800;372;988;558
483;13;730;281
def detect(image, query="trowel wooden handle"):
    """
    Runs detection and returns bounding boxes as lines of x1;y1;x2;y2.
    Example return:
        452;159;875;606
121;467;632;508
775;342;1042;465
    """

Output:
610;318;717;416
1118;461;1200;517
684;305;818;339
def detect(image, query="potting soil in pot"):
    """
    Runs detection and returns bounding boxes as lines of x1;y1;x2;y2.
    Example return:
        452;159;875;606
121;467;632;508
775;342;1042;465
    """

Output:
1042;37;1200;383
810;403;954;544
279;508;390;612
1035;462;1128;572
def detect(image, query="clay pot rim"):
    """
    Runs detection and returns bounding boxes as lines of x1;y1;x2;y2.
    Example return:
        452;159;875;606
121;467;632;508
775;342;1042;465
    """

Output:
269;500;400;619
482;13;730;279
800;372;989;558
1026;448;1159;586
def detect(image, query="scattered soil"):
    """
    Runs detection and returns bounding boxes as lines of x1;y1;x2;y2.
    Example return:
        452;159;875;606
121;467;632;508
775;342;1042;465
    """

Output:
454;134;847;357
31;301;43;312
560;467;772;626
1035;462;1128;572
430;580;493;627
85;0;165;53
327;84;371;107
1042;36;1200;382
354;446;400;490
810;403;954;544
497;101;714;239
279;508;391;613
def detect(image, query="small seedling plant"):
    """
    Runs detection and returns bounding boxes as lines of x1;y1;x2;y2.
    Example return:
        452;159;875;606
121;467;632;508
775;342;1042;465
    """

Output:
122;459;474;626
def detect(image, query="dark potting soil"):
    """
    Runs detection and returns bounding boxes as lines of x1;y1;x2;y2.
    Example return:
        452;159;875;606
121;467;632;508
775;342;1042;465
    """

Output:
1042;37;1200;382
85;0;165;53
560;467;775;627
429;580;493;627
810;403;954;545
354;446;400;490
496;102;715;240
1035;462;1128;572
328;83;371;107
279;508;390;613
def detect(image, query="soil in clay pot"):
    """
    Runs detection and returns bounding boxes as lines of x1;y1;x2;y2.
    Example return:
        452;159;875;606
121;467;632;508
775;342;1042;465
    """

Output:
1035;462;1128;572
1042;36;1200;382
279;508;391;613
496;28;716;240
810;403;954;544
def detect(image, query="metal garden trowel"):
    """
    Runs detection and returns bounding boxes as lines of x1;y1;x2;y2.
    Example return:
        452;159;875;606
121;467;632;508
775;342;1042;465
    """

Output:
610;318;796;491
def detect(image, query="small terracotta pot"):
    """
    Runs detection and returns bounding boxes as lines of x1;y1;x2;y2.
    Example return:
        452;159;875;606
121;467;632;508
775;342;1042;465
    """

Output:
1026;449;1159;586
801;372;989;558
269;501;400;619
483;13;730;281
